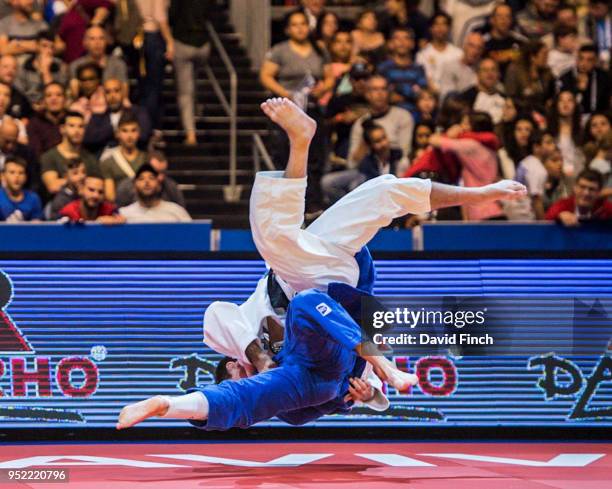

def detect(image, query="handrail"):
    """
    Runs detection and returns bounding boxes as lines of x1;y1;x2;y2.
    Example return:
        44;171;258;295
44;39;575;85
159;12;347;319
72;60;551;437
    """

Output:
252;133;275;173
205;21;240;202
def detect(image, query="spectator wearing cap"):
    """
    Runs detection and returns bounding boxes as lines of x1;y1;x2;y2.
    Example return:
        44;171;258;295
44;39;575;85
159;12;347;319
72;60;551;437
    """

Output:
26;81;65;160
115;151;185;208
40;110;98;195
0;0;47;57
119;163;191;223
0;54;32;119
546;169;612;225
99;111;148;202
377;27;427;117
59;172;124;223
326;61;372;162
69;25;129;99
15;29;67;107
84;78;151;156
0;156;42;221
438;32;484;100
415;12;462;93
47;157;85;220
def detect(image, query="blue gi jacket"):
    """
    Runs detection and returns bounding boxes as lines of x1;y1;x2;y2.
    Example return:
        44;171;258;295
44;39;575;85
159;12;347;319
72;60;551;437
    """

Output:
190;287;368;430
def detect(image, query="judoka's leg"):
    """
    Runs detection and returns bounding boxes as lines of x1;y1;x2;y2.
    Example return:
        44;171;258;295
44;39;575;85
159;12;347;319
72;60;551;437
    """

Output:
306;176;527;255
251;99;361;290
117;363;336;431
116;392;207;429
260;98;315;179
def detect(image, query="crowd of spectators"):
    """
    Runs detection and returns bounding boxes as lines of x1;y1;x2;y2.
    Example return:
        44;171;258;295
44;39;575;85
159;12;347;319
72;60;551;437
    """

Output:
0;0;212;224
262;0;612;225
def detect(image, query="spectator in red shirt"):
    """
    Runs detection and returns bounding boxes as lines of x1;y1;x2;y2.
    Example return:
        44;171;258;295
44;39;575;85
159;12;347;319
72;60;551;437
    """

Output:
545;169;612;226
58;173;124;224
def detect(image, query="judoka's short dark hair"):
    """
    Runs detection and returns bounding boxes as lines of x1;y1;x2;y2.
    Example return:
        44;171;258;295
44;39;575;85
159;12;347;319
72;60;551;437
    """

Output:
215;356;235;384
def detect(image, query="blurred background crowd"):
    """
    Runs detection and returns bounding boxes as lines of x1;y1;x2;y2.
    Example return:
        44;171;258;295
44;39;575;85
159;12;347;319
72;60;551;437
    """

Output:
0;0;610;228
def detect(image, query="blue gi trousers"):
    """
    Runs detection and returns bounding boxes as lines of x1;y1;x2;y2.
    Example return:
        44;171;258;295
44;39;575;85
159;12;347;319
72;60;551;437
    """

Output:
191;289;363;430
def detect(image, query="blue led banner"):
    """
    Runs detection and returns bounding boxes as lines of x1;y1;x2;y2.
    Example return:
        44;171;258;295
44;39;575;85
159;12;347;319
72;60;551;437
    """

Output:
0;259;610;428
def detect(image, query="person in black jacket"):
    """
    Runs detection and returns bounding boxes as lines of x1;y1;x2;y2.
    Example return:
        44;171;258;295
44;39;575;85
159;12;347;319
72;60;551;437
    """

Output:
358;121;405;181
558;44;611;117
83;78;152;157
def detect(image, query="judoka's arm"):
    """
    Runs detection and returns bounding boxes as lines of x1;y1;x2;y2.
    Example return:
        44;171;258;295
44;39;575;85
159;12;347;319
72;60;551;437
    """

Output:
203;300;262;367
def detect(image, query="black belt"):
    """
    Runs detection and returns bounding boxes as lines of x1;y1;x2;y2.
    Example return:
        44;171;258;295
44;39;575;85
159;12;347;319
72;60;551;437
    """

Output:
266;270;290;312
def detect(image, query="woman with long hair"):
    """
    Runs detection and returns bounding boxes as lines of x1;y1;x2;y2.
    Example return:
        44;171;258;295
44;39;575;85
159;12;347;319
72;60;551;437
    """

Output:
315;11;340;54
504;41;555;117
498;116;535;180
351;9;385;65
547;91;585;177
259;9;335;211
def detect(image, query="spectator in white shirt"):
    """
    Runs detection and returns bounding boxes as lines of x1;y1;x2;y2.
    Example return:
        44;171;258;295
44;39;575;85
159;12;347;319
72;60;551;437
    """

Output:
438;31;484;100
119;163;191;223
547;24;578;77
416;11;462;92
459;57;506;124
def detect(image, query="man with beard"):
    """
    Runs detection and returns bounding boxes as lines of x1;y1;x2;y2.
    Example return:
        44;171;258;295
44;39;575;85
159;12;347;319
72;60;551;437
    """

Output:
100;111;148;202
118;163;191;223
58;173;123;223
84;78;151;156
26;81;65;160
40;110;98;194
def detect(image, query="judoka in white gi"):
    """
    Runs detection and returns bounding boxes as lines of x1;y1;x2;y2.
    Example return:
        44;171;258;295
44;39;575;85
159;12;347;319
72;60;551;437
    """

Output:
115;99;527;429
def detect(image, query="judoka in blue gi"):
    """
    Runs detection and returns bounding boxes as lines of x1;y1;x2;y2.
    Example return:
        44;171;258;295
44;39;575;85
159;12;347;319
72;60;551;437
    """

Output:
116;99;527;430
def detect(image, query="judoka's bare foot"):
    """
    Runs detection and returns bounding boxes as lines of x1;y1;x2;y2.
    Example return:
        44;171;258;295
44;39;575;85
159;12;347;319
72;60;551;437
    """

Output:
376;365;419;391
481;180;527;202
358;345;419;390
260;98;316;145
116;395;169;430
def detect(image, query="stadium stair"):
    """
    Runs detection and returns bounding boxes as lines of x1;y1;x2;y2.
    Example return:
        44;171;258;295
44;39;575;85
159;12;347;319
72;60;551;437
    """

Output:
157;11;269;227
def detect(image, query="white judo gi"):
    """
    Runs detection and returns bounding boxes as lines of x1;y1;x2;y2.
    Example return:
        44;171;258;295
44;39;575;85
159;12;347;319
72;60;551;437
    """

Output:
204;171;432;410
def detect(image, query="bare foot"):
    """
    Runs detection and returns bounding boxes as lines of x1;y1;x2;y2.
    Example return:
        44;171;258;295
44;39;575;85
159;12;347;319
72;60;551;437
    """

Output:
116;395;170;430
482;180;527;201
260;98;316;145
373;364;419;391
184;132;197;146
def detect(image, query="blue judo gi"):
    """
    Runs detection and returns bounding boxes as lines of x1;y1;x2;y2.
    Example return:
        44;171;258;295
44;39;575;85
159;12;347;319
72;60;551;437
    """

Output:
190;286;370;430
